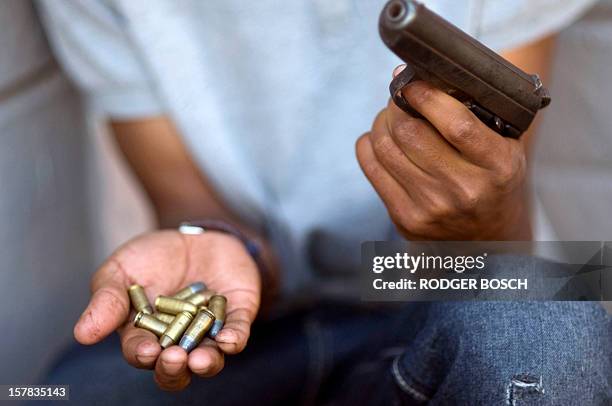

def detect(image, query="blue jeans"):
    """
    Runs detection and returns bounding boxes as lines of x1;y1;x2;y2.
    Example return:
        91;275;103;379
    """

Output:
42;301;610;405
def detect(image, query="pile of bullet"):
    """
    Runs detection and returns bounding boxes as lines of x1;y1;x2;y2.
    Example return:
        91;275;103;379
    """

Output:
128;282;227;353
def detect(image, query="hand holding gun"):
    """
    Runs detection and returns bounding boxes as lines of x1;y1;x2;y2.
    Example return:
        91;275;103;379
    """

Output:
379;0;551;138
357;0;552;240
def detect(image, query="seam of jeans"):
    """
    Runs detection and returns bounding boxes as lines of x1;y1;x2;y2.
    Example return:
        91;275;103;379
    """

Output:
391;355;429;402
301;316;328;406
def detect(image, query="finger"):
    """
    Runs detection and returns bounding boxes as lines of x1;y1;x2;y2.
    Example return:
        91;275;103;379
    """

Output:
119;322;161;369
356;133;426;230
356;132;414;203
188;339;225;377
74;260;130;345
215;305;254;355
210;286;259;354
401;80;505;167
368;111;434;192
366;125;463;237
384;99;474;178
154;346;191;391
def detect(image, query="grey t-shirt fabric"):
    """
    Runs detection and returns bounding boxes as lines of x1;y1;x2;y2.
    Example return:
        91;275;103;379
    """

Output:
37;0;596;299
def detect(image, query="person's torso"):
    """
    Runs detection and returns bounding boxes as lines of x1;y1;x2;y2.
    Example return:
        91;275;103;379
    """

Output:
108;0;607;297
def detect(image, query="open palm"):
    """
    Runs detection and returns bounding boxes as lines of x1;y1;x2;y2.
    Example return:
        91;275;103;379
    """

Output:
74;230;261;390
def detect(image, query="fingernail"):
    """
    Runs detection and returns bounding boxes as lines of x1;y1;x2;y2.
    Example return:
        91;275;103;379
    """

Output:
393;64;406;78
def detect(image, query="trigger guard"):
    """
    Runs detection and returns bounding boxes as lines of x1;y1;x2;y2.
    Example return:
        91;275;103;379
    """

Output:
389;64;417;114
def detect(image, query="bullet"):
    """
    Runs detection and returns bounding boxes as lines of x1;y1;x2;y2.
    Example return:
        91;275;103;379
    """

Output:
155;296;198;315
134;311;169;337
185;290;215;306
153;312;175;324
179;307;215;352
208;295;227;338
159;311;194;348
172;282;207;300
128;284;153;314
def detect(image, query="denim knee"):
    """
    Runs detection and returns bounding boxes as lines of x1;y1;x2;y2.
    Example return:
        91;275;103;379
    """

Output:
427;301;610;370
393;302;611;404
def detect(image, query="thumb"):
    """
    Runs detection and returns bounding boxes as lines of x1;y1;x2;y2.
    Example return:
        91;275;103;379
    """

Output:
74;261;131;345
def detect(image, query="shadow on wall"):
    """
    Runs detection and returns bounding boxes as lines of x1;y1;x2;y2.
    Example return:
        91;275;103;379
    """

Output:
0;1;93;384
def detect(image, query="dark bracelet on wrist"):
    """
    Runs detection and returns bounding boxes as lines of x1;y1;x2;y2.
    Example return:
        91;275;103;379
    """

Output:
178;219;271;290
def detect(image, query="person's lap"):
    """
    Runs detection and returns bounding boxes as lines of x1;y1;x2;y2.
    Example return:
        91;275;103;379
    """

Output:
333;302;611;405
41;303;399;405
42;301;610;405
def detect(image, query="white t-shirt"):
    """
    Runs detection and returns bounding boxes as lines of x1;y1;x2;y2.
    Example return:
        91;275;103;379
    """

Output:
37;0;596;299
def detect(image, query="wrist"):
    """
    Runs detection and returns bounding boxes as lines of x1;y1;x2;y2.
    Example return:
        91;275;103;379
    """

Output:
178;220;279;306
503;208;532;241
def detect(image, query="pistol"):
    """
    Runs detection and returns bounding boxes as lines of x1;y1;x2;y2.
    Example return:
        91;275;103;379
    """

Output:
379;0;551;138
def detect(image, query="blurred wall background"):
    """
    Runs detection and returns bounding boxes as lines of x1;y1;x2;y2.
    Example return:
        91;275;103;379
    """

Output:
0;1;93;384
0;0;153;384
0;0;155;383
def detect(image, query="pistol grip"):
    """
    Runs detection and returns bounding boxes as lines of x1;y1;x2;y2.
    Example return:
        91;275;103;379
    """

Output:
389;65;522;138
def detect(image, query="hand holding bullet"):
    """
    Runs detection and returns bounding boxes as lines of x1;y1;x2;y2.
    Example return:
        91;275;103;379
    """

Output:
72;230;261;391
128;282;228;352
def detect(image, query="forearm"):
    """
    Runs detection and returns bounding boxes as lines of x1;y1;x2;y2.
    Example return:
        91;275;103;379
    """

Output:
109;117;237;226
109;116;280;297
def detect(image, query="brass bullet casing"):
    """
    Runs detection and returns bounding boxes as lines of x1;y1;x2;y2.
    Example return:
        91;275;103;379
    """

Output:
155;296;198;315
172;282;206;300
128;284;153;315
185;290;216;306
159;311;194;348
154;312;175;324
207;295;227;338
179;307;215;353
134;311;169;337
